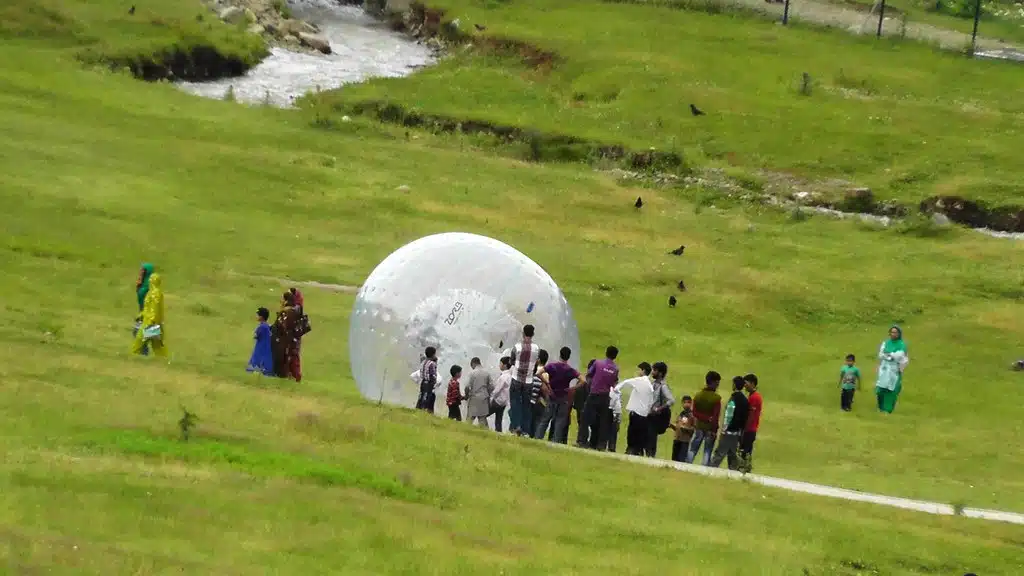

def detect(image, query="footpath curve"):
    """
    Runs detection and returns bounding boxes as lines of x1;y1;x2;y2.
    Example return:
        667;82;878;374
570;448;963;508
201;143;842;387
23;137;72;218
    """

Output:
547;442;1024;525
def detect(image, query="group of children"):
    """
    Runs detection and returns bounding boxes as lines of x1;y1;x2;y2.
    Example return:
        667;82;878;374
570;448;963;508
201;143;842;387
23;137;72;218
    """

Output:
671;371;763;471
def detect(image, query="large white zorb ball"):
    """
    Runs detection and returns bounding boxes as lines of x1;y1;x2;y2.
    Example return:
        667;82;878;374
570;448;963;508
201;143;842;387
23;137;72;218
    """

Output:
349;232;581;419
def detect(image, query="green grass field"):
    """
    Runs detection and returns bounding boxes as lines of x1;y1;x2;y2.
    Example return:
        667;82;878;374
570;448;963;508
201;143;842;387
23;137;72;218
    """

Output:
2;0;1024;573
317;0;1024;208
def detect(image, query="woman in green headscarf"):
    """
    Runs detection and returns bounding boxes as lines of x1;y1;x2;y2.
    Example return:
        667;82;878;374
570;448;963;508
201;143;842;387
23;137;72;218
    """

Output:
875;325;908;414
136;263;154;311
133;273;167;357
134;263;155;355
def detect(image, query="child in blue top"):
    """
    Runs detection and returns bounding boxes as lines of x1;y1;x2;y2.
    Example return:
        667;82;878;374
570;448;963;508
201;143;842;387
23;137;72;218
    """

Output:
839;353;861;411
247;307;275;376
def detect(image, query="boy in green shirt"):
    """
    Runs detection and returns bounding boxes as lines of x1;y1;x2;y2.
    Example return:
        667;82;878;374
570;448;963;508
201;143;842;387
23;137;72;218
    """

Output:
839;354;861;412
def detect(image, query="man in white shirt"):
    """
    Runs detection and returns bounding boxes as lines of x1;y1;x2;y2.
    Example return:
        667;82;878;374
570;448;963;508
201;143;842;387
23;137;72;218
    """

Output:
614;362;653;456
489;356;513;433
613;362;674;457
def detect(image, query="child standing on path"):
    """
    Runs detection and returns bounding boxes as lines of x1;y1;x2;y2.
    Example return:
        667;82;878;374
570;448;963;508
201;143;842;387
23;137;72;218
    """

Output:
839;354;861;412
446;365;465;421
670;396;695;463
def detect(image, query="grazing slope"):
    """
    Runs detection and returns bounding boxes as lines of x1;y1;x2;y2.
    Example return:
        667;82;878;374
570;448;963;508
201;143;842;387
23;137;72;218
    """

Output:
319;0;1024;210
1;0;1023;573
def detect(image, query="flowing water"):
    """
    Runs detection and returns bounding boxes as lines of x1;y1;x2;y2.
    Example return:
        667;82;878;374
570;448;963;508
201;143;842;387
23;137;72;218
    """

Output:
178;0;434;107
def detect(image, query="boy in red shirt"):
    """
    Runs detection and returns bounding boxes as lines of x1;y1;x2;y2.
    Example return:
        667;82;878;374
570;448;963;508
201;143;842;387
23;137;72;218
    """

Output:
446;365;464;421
740;373;762;473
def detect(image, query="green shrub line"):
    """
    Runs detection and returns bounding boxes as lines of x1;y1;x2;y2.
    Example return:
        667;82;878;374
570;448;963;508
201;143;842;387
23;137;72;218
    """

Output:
314;98;690;173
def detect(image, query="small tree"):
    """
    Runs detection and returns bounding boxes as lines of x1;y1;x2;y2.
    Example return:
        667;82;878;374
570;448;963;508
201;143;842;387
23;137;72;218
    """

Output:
179;407;199;441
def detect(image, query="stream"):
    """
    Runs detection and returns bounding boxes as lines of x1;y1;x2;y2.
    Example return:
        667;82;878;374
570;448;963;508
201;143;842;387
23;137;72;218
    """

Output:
178;0;434;107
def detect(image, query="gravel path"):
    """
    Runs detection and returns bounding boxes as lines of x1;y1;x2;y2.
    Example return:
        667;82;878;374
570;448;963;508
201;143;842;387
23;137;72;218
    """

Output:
548;442;1024;525
700;0;1024;54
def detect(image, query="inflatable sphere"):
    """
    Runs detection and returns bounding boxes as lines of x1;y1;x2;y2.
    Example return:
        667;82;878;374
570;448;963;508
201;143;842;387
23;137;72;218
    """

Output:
349;232;581;423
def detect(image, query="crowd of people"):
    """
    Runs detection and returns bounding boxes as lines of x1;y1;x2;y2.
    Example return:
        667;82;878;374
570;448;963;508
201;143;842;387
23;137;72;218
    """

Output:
413;323;913;470
412;324;765;471
128;262;912;459
130;263;313;381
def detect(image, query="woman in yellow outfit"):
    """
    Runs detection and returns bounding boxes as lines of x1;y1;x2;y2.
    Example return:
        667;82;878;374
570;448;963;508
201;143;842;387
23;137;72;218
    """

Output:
132;273;167;357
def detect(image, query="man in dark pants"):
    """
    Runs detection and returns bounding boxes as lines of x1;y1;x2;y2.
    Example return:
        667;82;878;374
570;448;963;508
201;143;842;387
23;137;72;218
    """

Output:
645;362;675;458
571;360;594;447
536;346;580;444
584;346;620;450
710;376;750;470
740;373;762;473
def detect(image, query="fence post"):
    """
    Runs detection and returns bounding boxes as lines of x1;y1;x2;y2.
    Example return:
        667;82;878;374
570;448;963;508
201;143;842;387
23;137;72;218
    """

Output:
876;0;886;37
970;0;983;55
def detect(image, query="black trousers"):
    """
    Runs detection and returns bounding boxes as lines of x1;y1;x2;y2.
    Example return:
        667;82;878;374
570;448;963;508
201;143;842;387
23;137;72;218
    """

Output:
583;393;611;450
740;431;757;456
447;405;462;421
841;388;855;411
607;411;620;452
489;403;506;432
625;411;650;456
645;418;660;457
574;404;589;446
671;438;692;463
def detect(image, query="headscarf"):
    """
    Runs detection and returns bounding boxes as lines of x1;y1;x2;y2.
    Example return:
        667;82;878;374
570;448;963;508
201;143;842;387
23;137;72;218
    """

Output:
883;325;907;354
141;273;164;326
136;263;154;310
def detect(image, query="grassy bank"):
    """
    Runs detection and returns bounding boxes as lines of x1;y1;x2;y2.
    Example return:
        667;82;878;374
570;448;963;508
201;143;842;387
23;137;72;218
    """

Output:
1;0;266;79
315;0;1024;209
2;0;1024;572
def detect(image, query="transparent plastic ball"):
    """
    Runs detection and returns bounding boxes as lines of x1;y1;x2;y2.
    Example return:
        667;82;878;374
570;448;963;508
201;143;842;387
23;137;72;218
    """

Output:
349;232;581;424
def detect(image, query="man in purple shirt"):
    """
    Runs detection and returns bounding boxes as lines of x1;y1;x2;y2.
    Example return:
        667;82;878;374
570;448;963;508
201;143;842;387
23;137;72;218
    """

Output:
583;346;620;450
535;346;581;443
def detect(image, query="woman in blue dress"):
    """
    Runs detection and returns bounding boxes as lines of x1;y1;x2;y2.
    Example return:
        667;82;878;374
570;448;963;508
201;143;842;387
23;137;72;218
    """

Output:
247;307;274;375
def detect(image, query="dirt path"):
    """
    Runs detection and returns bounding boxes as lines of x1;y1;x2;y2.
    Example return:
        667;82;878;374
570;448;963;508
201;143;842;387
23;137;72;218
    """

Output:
239;273;361;293
547;442;1024;525
714;0;1024;53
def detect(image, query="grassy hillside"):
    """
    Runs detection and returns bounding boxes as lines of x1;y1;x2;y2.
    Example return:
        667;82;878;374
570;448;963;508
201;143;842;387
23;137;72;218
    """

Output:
1;0;1023;573
315;0;1024;209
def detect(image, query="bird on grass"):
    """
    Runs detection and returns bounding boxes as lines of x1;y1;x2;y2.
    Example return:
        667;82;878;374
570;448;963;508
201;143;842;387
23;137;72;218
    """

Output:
668;296;677;308
129;4;136;14
634;196;643;209
474;23;486;31
689;104;705;117
677;280;686;292
668;245;685;256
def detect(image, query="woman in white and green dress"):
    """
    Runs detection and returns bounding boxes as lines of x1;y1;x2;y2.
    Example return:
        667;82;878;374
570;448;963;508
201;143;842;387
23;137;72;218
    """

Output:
875;325;908;414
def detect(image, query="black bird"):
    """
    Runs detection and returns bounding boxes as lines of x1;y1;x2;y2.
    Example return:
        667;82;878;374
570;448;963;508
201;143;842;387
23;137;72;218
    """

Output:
677;280;686;292
474;23;486;31
634;196;643;209
129;4;136;14
668;296;677;308
668;245;685;256
689;104;705;117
